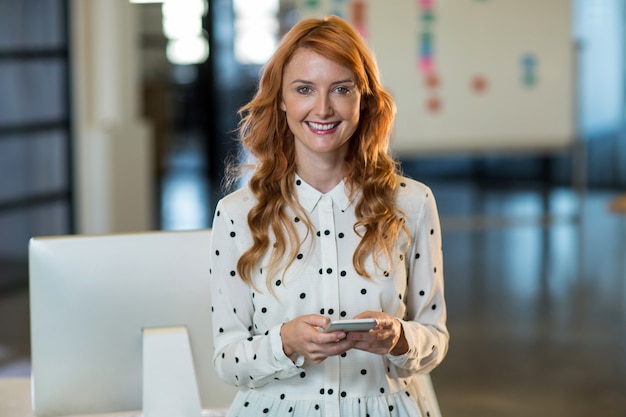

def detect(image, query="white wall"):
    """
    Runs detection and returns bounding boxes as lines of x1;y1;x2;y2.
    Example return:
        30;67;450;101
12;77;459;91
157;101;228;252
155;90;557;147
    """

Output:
295;0;576;155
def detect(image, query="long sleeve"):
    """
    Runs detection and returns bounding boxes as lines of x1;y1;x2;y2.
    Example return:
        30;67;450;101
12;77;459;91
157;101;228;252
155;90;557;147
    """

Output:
209;194;302;389
387;184;449;373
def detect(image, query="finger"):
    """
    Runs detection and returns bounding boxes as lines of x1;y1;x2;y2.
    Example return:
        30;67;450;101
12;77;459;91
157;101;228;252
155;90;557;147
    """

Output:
306;339;353;361
324;338;356;356
314;330;347;344
353;312;379;324
347;330;393;352
345;330;369;341
373;328;394;341
367;315;397;330
302;314;331;330
376;321;395;330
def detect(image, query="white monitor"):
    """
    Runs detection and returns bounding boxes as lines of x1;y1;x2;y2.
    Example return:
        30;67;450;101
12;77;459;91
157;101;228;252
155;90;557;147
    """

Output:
28;229;237;417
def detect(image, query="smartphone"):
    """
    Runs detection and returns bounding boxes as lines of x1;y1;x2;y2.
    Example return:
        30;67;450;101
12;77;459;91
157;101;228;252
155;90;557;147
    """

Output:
323;318;377;332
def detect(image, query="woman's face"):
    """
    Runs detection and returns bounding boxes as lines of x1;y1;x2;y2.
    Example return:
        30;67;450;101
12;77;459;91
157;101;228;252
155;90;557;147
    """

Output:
280;48;361;162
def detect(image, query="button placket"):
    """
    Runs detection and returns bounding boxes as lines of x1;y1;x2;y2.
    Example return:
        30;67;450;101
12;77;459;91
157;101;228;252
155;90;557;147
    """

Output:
318;194;339;317
318;194;341;417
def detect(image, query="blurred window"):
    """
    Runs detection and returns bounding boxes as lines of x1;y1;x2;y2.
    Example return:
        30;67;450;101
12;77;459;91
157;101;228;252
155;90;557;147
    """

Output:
575;0;625;137
0;0;72;289
233;0;279;65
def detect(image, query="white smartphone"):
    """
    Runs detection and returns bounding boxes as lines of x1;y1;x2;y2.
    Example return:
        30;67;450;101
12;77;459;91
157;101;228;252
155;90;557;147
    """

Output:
323;318;377;332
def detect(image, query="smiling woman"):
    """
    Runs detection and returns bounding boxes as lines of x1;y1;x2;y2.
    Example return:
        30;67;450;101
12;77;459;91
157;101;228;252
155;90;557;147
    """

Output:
280;48;362;191
209;15;448;417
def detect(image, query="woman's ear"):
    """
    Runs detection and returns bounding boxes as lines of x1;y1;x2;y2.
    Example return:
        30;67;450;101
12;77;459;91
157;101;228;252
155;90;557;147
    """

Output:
280;99;286;111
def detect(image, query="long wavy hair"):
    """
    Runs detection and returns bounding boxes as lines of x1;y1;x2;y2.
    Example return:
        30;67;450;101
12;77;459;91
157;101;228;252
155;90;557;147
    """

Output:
233;15;407;289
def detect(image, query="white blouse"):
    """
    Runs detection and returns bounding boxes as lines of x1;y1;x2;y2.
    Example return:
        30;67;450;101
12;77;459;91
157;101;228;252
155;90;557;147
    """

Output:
209;175;448;417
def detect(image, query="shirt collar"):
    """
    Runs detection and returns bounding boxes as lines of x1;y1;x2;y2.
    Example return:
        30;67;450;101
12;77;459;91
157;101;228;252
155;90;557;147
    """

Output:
294;174;353;213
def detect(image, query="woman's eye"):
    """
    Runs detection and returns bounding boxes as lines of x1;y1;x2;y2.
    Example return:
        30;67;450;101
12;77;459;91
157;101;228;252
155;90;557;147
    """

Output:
296;86;312;94
335;86;350;94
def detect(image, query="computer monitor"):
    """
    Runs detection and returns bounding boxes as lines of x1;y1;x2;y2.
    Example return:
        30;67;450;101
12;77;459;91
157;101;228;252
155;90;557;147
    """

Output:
28;229;237;417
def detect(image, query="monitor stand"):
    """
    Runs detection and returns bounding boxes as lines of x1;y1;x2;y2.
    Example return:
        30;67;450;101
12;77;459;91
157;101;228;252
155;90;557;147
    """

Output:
142;326;203;417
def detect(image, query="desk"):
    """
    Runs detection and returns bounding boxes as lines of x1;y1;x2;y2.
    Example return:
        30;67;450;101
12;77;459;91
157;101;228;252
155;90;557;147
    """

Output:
0;378;34;417
0;378;140;417
0;379;227;417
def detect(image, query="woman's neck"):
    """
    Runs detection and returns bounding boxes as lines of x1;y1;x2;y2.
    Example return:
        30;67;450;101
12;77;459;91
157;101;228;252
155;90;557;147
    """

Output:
296;161;346;194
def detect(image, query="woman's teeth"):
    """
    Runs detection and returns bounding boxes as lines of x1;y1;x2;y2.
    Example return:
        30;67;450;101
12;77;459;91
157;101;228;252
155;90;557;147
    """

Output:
308;122;337;131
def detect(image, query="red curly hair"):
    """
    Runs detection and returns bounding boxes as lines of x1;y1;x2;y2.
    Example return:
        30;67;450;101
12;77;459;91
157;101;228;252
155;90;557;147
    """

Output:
234;15;406;288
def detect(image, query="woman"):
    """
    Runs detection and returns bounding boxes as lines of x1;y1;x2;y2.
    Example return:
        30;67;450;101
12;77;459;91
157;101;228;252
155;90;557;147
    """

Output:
209;15;448;417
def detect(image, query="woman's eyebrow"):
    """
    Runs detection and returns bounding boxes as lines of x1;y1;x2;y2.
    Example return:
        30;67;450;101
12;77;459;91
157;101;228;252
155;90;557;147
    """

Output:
289;78;356;86
331;79;356;86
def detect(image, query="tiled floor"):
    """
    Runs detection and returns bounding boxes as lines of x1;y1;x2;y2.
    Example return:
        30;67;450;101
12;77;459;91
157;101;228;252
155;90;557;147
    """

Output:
431;186;626;416
1;144;625;415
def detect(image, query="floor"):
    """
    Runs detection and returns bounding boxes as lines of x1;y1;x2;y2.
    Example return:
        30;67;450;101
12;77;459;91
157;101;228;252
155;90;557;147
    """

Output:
432;186;626;416
1;143;625;416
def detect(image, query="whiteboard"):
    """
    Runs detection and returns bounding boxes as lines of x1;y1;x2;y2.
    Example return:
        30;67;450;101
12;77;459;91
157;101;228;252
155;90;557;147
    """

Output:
292;0;576;155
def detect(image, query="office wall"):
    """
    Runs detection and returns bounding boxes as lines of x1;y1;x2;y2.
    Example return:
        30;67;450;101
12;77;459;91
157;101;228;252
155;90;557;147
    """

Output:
294;0;575;156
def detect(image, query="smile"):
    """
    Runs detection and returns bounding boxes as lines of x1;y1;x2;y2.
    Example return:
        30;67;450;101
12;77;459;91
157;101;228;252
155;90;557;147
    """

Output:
307;121;339;131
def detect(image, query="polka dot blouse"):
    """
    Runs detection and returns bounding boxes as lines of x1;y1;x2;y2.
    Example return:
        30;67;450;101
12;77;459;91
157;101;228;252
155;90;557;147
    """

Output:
209;175;448;417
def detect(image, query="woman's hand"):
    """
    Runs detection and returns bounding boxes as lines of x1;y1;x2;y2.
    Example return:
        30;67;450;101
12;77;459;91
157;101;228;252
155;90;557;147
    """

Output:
346;311;409;356
281;314;356;364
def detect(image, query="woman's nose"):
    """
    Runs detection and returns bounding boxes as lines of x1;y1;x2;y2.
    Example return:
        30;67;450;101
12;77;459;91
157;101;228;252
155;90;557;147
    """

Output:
314;94;333;117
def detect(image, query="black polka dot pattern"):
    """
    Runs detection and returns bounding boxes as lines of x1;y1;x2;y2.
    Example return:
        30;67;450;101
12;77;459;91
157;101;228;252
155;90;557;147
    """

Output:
208;176;446;415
